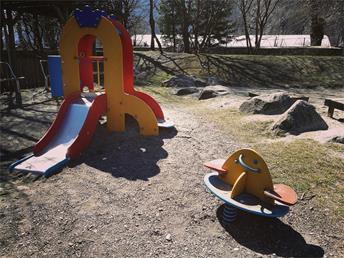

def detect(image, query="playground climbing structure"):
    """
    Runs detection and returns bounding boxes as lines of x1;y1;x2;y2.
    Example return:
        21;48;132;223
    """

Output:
10;6;173;176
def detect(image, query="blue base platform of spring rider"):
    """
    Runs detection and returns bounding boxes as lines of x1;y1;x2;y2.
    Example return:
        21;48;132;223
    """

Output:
204;172;290;218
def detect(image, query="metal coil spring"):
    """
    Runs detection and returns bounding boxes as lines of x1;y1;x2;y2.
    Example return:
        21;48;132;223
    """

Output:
223;204;237;224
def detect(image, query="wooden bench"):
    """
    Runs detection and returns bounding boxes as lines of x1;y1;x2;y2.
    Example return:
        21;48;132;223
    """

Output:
324;99;344;118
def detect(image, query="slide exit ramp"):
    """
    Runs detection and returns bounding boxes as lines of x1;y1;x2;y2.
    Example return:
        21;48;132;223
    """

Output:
9;93;106;177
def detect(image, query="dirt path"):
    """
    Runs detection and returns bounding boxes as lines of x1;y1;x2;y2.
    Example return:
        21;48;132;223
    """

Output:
1;93;343;257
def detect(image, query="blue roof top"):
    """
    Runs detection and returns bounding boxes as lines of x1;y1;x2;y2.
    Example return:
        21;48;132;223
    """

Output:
74;5;107;28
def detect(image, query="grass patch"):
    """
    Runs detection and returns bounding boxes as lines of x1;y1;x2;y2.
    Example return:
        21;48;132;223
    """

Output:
326;142;344;154
146;72;171;85
138;86;176;103
254;139;344;217
198;106;276;143
133;71;171;87
137;85;199;106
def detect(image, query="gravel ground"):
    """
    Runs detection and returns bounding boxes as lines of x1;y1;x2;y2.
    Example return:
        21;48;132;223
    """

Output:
0;89;343;257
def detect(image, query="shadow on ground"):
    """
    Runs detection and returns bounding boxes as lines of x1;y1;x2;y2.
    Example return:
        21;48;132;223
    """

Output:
197;54;297;88
135;52;190;76
72;116;177;181
0;98;59;169
134;52;344;89
1;93;176;183
216;205;324;257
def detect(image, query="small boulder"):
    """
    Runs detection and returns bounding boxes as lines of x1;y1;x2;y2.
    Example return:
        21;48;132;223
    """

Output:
162;74;207;88
319;128;344;144
331;136;344;144
239;92;294;115
198;85;231;100
272;100;328;135
174;87;199;96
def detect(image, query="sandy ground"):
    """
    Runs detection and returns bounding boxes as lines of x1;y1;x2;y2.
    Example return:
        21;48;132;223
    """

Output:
1;88;343;257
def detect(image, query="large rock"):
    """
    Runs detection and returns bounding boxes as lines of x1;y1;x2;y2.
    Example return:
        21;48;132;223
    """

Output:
239;92;294;115
174;87;199;96
162;74;207;88
198;85;231;100
272;100;328;135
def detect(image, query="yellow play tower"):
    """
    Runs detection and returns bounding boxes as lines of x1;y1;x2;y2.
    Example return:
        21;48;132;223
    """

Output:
60;8;158;136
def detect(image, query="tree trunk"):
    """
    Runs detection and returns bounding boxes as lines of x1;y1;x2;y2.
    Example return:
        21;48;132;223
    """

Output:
123;1;130;29
254;0;261;49
149;0;163;53
172;23;176;52
149;0;155;50
53;6;68;25
193;0;200;53
33;14;43;52
257;26;264;48
4;10;16;70
310;0;324;46
133;33;137;46
181;0;191;53
154;35;164;54
0;23;4;52
339;0;344;48
238;0;253;54
242;13;252;53
172;2;177;52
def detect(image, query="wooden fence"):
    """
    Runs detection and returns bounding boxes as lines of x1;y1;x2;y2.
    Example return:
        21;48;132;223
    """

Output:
1;50;51;89
202;46;344;56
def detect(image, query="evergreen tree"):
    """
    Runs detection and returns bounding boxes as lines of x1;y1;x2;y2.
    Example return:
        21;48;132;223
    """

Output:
158;0;181;51
158;0;236;53
192;0;236;51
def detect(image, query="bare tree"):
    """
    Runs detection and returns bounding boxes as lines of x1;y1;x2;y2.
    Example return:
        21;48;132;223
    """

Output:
149;0;163;53
21;13;46;54
236;0;280;53
121;0;140;31
236;0;254;51
255;0;281;48
1;9;20;69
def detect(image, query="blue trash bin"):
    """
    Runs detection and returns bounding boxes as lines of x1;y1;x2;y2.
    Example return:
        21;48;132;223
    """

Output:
48;55;64;97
